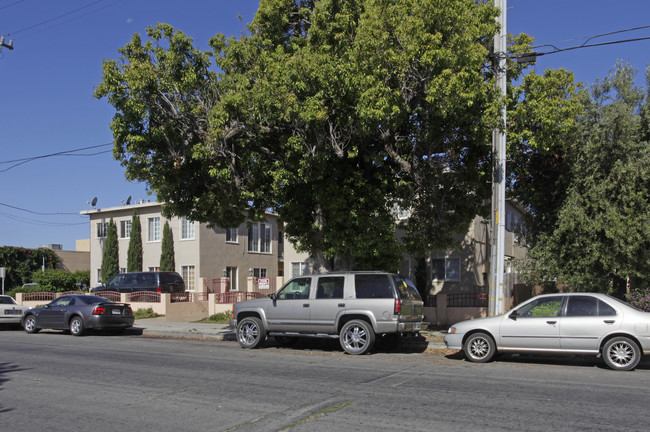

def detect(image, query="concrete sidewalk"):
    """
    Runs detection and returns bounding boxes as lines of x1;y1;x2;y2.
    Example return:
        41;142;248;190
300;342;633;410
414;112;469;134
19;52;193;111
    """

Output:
131;317;448;350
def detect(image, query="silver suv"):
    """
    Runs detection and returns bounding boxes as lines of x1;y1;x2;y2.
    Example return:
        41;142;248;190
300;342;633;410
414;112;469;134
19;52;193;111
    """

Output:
230;271;425;354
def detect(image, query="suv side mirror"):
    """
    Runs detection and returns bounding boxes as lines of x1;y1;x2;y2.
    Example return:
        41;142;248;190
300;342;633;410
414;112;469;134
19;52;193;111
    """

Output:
270;293;278;301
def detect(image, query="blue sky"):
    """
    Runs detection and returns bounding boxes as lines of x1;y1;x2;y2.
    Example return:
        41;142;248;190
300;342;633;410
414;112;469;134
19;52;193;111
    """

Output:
1;0;649;251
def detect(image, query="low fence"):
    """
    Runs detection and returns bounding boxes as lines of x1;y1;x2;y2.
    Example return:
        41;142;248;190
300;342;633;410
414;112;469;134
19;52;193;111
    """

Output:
423;293;489;327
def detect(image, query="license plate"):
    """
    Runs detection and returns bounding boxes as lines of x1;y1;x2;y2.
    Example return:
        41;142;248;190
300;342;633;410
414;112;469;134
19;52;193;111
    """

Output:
112;309;122;315
4;309;22;315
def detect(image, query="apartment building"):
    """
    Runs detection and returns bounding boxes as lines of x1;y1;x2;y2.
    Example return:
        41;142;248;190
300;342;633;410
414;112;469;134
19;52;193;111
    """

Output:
81;201;293;292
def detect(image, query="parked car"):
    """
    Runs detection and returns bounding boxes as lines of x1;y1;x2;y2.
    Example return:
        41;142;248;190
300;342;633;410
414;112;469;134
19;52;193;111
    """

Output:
21;294;134;336
230;271;425;355
91;271;185;294
0;295;31;326
445;292;650;371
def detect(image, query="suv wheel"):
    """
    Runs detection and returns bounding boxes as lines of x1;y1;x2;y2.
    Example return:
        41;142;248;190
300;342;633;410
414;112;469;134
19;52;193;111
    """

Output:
237;317;266;349
340;319;375;355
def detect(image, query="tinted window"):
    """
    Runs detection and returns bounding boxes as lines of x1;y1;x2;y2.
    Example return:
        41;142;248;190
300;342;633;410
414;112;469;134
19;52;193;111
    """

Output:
392;276;422;301
597;299;617;316
566;296;598;317
316;277;344;299
354;275;394;299
0;297;16;305
277;278;311;300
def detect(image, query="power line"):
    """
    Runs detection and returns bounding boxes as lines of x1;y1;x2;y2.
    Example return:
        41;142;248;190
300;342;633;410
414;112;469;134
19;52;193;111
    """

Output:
0;201;82;216
0;143;113;173
0;210;87;227
0;0;24;11
7;0;106;37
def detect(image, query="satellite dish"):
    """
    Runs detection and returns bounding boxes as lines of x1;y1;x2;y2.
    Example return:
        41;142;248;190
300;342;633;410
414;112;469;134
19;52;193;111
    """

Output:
126;196;132;205
91;197;97;208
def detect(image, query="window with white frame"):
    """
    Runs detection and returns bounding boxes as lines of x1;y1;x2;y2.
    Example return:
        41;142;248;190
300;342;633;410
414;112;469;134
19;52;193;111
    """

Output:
148;217;161;242
120;220;131;239
292;262;309;277
248;223;271;253
148;266;160;272
97;268;102;284
251;268;268;278
431;258;461;282
120;268;127;274
181;265;196;291
181;217;195;240
226;228;238;243
96;222;108;238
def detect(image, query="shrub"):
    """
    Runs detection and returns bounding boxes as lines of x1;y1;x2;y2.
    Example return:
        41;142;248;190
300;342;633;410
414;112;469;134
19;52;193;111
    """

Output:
626;287;650;312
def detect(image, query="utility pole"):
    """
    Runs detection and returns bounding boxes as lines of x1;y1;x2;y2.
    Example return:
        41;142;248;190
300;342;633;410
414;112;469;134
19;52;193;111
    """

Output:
1;35;14;53
489;0;507;316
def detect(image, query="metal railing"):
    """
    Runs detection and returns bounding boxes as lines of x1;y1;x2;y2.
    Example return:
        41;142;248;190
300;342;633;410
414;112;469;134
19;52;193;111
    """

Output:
171;292;192;303
127;291;161;303
216;291;261;304
92;291;121;302
22;292;55;302
447;292;488;308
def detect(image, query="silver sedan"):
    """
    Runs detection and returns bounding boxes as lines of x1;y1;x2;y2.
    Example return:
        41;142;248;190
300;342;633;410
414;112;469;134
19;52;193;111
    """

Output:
444;293;650;371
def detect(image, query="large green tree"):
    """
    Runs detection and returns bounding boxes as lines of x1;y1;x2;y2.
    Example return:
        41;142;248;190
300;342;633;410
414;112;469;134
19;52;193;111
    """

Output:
127;211;143;272
160;221;176;271
95;0;503;271
524;63;650;294
101;218;119;283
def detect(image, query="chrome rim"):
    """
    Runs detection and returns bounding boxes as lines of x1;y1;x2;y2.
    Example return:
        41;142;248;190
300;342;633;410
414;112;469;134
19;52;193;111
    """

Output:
342;324;368;352
607;341;636;367
469;336;490;360
25;316;36;332
238;320;259;347
71;318;82;335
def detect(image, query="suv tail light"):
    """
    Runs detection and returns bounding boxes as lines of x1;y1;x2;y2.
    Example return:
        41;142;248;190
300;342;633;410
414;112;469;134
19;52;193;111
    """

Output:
92;306;105;315
157;287;162;293
394;299;402;315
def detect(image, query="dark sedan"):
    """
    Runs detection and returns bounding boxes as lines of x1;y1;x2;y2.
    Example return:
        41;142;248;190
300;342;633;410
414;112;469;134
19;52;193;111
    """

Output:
21;295;134;336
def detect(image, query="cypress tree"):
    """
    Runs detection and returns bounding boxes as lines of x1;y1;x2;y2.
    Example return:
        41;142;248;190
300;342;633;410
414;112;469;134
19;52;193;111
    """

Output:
127;211;143;272
101;218;119;283
160;221;175;271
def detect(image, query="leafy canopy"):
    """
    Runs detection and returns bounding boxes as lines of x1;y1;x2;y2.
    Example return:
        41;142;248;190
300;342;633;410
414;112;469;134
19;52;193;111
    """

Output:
95;0;505;270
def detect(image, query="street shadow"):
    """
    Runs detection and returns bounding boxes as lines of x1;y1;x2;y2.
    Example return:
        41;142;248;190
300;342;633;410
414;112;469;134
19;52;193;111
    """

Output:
259;334;429;355
0;362;32;414
444;351;650;370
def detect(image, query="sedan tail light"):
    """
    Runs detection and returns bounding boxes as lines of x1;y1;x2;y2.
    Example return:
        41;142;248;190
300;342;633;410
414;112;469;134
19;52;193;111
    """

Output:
126;307;133;316
92;306;105;315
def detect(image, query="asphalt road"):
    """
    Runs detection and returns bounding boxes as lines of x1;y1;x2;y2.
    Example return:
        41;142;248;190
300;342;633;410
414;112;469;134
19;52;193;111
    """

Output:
2;328;650;432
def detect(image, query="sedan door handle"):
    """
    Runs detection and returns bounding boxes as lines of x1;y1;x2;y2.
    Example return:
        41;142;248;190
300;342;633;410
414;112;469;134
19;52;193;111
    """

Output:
546;320;557;325
338;303;345;307
604;320;616;324
303;304;309;308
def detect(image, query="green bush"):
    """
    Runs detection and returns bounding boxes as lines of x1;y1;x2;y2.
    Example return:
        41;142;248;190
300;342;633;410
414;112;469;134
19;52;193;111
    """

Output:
30;269;90;292
133;308;164;319
197;312;231;324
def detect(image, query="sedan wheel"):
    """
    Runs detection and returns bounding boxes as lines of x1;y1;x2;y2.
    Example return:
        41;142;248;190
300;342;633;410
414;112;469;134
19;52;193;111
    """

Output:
340;320;375;355
603;337;641;371
463;332;496;363
237;317;266;349
23;315;40;334
69;316;85;336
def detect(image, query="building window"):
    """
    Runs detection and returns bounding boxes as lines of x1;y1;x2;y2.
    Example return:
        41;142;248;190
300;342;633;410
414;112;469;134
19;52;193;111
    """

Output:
96;222;108;238
248;223;271;253
148;217;161;242
180;217;195;240
226;228;238;243
181;265;196;291
120;220;131;239
506;211;512;231
251;268;267;278
148;266;160;272
432;258;461;282
120;268;127;274
292;262;309;277
97;268;102;284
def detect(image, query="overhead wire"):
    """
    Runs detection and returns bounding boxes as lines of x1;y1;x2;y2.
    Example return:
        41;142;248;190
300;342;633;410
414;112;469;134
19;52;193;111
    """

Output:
6;0;106;37
0;143;113;172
